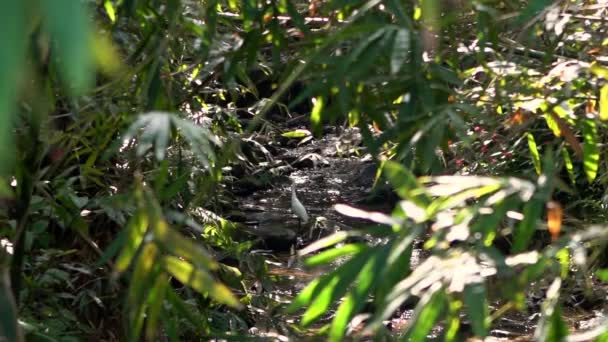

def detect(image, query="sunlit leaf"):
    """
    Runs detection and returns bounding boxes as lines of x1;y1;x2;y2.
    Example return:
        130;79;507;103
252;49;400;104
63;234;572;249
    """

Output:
298;231;352;257
145;274;169;340
590;62;608;79
153;220;218;271
527;133;541;175
329;249;387;342
310;96;324;136
115;212;149;273
163;256;241;308
334;204;402;226
305;244;368;267
288;248;374;323
281;129;311;138
600;85;608;121
104;0;116;22
544;113;561;137
92;32;122;76
402;286;447;342
596;269;608;283
582;119;599;183
561;147;575;185
383;161;431;207
556;248;569;279
127;243;161;341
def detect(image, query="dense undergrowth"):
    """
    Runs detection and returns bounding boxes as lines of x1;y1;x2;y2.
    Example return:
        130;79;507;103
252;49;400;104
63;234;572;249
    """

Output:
3;0;608;341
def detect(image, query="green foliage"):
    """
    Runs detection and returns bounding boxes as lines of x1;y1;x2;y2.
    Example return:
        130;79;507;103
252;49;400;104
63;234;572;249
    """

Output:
4;0;608;340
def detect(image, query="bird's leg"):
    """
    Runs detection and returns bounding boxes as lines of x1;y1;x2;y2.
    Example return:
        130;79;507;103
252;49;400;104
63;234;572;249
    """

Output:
297;218;301;231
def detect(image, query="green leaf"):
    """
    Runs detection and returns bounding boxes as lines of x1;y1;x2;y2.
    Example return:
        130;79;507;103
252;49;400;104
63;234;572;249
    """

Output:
281;129;311;139
305;244;367;267
288;248;374;325
600;85;608;121
596;269;608;282
382;161;431;207
597;332;608;342
0;1;26;176
123;112;221;168
527;133;541;175
153;220;218;270
512;197;543;253
145;274;169;340
561;147;575;185
310;96;324;136
544;113;561;137
104;0;117;23
115;212;149;273
464;284;489;337
329;249;387;342
40;0;94;95
163;256;241;309
582;119;599;183
375;231;417;300
590;62;608;79
391;28;410;74
165;288;209;333
127;244;161;342
402;287;447;342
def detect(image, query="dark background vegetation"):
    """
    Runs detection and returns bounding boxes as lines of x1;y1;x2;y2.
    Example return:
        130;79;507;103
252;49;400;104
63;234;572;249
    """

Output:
2;0;608;341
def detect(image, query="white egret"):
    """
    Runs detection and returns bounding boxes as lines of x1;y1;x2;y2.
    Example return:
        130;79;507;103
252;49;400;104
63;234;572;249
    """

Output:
291;182;309;229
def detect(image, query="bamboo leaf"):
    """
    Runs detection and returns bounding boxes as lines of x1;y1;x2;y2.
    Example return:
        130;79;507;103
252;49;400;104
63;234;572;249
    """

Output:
305;244;368;267
582;119;599;183
40;0;94;95
127;244;161;342
391;28;410;74
561;147;576;185
153;220;218;270
115;211;149;273
464;284;489;337
288;249;373;322
600;85;608;121
281;129;311;138
0;1;26;175
527;133;541;175
311;96;324;136
382;161;431;206
512;197;543;253
163;256;242;309
329;249;387;342
401;286;447;342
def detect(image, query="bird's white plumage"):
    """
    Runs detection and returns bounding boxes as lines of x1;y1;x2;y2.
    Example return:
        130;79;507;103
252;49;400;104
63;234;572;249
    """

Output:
291;183;309;224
